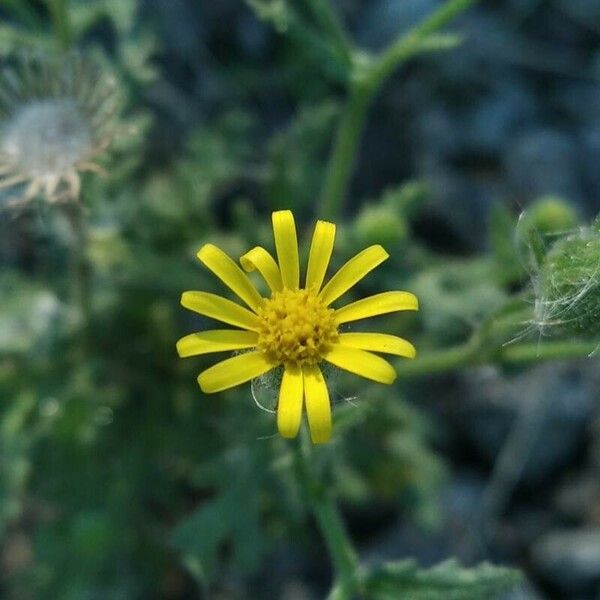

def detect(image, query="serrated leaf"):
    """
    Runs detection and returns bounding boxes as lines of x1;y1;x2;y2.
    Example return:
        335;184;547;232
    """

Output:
171;444;268;582
366;559;523;600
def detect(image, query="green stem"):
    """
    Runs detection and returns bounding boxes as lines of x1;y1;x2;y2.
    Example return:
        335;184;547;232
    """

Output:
296;430;360;599
319;0;479;220
320;83;372;220
64;202;91;357
394;339;598;380
365;0;478;88
500;340;599;364
47;0;72;52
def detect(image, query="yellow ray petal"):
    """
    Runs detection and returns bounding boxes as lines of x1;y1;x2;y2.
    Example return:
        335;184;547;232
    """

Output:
324;345;396;384
198;351;275;393
338;332;416;358
197;244;263;312
319;245;388;306
306;220;336;293
176;329;258;358
302;365;331;444
277;364;304;439
272;210;299;289
334;291;418;324
181;291;261;331
240;246;283;293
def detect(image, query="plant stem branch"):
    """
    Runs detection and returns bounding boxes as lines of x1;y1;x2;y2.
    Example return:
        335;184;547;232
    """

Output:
394;339;599;380
366;0;477;88
319;0;479;220
320;83;372;220
296;430;360;599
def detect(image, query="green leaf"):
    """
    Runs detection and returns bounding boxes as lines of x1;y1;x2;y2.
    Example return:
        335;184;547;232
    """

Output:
245;0;350;83
171;445;268;582
365;559;523;600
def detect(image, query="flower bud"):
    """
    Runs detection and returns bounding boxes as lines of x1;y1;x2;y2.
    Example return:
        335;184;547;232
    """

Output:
353;204;407;247
536;227;600;335
522;196;578;236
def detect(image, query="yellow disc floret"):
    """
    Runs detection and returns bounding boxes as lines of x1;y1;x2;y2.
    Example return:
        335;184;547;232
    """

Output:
256;288;339;366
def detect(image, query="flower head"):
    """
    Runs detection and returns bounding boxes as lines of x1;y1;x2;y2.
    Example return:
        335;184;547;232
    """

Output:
0;53;121;205
177;211;418;443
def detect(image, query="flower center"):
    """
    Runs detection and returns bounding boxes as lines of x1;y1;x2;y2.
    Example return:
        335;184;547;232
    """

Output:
256;288;338;366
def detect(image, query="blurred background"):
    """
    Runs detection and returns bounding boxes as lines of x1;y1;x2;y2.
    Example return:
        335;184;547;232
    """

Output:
1;0;600;598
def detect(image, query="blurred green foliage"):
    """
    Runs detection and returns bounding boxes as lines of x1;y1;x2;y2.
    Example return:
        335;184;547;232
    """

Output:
0;0;572;597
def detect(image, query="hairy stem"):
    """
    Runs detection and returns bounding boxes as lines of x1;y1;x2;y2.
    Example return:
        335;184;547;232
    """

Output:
296;430;361;599
320;0;479;220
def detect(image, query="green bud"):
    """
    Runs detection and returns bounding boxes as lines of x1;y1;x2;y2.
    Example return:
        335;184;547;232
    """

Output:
522;196;578;236
354;204;407;247
537;227;600;335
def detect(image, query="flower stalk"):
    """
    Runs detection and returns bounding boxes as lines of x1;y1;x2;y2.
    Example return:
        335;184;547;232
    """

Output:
63;201;92;356
296;429;361;599
320;0;479;220
393;338;599;380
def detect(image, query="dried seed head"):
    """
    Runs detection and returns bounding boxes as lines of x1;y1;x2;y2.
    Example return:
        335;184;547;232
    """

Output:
0;52;123;205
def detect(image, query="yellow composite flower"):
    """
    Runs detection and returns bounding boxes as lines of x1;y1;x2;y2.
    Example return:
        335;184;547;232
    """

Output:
177;210;418;444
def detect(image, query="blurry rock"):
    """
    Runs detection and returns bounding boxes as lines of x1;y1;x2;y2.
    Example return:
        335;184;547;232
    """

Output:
363;472;487;567
455;362;599;484
434;13;524;87
417;159;502;249
580;126;600;207
500;584;545;600
555;476;600;523
557;0;600;21
505;129;584;206
504;0;541;16
415;105;466;161
553;83;600;125
591;418;600;471
531;529;600;594
466;81;537;156
235;10;271;59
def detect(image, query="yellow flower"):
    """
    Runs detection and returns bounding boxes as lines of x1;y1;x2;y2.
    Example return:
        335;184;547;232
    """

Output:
177;210;418;444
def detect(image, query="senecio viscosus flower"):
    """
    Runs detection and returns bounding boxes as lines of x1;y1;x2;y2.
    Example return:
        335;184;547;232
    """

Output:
177;211;418;443
0;53;120;204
